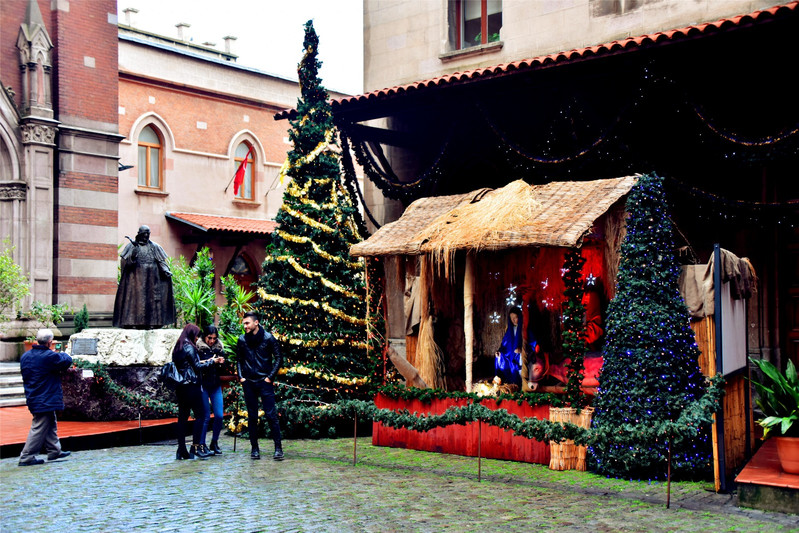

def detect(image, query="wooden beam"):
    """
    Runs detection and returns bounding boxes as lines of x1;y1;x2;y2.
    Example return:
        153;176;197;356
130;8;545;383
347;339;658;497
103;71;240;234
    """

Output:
464;253;475;392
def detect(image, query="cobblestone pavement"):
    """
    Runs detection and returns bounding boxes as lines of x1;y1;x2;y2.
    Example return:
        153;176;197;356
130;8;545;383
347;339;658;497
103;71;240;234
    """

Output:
2;436;797;532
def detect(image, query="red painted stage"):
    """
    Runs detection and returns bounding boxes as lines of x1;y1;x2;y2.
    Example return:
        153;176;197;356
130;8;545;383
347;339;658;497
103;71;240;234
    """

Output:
372;394;550;464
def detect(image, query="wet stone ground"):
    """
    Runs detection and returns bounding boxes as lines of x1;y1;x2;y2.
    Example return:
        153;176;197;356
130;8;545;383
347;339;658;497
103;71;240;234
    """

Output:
2;436;798;532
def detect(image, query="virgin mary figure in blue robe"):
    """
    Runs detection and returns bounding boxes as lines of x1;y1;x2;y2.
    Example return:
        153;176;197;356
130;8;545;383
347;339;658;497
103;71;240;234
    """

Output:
494;307;524;386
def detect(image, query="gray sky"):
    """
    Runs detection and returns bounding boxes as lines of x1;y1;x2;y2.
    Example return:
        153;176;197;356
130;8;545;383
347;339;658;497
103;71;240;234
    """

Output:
117;0;364;95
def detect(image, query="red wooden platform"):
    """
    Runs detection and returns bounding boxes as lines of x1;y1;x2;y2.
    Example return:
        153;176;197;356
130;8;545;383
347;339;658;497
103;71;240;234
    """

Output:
0;406;178;446
373;394;550;464
735;438;799;513
0;406;180;458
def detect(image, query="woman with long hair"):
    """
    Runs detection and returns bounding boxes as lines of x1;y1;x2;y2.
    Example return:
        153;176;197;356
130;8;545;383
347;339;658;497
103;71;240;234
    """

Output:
197;325;226;455
172;323;222;459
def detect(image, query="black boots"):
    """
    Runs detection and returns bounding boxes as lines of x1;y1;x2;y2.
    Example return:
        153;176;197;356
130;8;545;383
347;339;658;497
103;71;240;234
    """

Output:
251;448;261;460
273;443;284;461
209;441;222;455
191;444;212;459
176;445;191;460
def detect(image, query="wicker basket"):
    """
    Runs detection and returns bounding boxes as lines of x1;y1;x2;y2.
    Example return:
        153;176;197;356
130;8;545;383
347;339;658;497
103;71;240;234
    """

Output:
549;406;594;471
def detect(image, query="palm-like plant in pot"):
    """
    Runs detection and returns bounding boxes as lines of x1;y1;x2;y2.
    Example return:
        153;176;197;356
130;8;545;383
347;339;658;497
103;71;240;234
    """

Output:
750;357;799;474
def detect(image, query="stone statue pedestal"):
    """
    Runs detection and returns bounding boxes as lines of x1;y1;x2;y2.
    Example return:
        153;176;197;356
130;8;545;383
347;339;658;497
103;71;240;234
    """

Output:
68;328;180;366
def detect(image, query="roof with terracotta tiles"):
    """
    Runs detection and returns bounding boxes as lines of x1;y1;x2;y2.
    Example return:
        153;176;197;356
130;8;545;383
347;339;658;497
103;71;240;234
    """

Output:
277;1;797;120
165;212;278;235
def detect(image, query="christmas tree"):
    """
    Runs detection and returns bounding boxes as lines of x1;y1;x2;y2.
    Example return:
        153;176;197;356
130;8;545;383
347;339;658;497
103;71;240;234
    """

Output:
590;173;711;479
252;21;373;437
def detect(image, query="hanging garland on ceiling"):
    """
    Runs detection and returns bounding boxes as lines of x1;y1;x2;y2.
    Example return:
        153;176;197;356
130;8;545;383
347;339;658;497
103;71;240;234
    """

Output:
691;105;799;147
340;134;383;229
664;175;797;227
338;121;454;201
475;100;625;164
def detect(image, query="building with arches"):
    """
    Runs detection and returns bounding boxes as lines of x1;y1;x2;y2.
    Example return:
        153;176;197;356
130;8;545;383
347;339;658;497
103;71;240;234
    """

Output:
0;1;355;358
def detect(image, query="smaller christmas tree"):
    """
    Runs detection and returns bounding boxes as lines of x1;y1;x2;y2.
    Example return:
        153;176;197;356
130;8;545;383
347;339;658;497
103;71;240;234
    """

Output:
590;173;711;479
561;248;587;409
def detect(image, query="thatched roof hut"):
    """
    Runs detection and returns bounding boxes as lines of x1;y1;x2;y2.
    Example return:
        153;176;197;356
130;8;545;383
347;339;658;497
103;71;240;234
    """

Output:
353;176;638;392
351;176;638;257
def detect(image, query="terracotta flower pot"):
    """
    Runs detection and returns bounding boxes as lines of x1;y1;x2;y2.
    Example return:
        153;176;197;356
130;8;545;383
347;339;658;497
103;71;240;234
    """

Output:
775;436;799;475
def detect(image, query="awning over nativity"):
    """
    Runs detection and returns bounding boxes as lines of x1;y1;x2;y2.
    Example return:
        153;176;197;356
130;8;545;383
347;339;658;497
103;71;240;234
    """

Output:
350;176;638;257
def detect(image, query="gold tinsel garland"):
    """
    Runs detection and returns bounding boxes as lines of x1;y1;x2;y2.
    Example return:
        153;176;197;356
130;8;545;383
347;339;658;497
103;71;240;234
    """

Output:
278;128;335;185
280;205;336;233
265;254;363;300
273;331;368;350
276;230;363;269
288;178;339;210
257;287;366;326
278;364;368;386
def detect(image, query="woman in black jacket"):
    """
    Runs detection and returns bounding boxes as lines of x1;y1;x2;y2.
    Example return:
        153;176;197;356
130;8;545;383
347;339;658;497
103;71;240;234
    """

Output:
173;323;222;459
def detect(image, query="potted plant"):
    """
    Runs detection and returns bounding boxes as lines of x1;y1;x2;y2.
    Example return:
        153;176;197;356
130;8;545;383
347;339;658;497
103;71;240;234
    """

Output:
750;357;799;474
22;301;71;350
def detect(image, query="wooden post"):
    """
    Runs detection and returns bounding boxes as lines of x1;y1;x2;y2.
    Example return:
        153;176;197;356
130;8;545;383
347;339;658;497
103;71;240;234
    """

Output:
464;253;475;393
666;439;672;509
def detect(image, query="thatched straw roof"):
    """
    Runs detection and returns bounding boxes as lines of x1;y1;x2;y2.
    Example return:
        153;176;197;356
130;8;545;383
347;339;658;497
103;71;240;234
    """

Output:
350;176;638;257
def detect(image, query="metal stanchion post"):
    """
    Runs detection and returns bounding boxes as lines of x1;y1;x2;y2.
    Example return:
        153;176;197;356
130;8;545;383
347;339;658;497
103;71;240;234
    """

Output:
353;415;358;466
478;419;482;482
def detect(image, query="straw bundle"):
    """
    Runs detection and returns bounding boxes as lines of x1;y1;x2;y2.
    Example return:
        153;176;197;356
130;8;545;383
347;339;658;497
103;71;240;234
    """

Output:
548;407;570;470
573;407;594;471
414;180;541;277
416;256;446;390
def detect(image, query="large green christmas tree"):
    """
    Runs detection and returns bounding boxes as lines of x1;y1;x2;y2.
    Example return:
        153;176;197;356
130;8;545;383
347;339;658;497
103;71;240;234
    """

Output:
252;21;373;436
590;173;711;479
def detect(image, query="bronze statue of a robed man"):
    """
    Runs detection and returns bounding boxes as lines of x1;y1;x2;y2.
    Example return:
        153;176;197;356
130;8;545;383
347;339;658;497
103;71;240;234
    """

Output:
113;225;176;328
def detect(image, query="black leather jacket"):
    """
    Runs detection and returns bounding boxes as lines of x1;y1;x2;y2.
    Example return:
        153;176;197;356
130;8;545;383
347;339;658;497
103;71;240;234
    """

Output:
236;326;282;382
172;342;213;385
197;338;226;388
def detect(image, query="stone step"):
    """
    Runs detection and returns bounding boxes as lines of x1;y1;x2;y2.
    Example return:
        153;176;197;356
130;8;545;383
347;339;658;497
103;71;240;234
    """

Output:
0;375;23;387
0;386;24;397
0;363;21;375
0;397;26;407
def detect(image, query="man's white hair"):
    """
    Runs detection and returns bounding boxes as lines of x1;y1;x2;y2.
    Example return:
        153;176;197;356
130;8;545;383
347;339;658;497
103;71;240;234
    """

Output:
36;329;54;345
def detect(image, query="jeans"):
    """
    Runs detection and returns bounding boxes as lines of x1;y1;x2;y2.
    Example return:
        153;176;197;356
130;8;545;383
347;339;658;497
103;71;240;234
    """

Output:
19;411;62;463
200;383;223;445
242;379;281;450
175;383;207;449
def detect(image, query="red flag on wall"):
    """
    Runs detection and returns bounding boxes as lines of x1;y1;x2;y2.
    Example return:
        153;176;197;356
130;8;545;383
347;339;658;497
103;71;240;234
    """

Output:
233;146;253;195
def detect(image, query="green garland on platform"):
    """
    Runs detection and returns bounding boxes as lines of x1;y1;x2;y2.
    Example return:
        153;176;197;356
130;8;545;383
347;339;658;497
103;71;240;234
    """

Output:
72;359;178;416
230;374;723;453
377;382;567;407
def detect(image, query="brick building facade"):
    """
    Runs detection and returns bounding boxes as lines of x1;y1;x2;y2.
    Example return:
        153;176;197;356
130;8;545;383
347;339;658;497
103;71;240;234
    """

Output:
1;1;355;358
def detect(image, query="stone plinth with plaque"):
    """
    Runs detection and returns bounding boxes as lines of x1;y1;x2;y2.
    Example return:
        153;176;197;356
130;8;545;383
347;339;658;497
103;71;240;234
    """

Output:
68;328;180;366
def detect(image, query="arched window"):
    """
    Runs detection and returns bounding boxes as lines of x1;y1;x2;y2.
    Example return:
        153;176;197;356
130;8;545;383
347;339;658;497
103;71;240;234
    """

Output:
138;125;163;189
234;142;255;200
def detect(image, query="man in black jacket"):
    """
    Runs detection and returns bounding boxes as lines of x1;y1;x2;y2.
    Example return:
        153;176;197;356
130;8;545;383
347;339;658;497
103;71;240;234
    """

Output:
237;311;283;460
18;329;73;466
